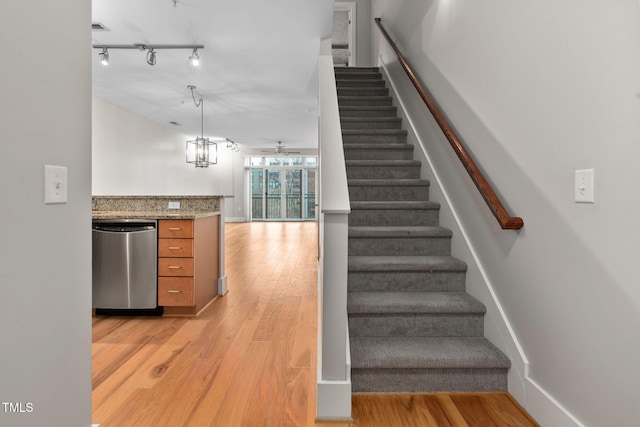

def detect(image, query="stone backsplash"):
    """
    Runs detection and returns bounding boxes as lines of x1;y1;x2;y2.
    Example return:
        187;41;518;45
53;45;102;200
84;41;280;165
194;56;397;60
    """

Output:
93;195;221;213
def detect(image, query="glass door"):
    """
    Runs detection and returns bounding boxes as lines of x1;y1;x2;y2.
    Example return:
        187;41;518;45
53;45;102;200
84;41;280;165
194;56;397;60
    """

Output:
303;170;316;220
265;170;282;219
286;170;302;219
251;169;264;220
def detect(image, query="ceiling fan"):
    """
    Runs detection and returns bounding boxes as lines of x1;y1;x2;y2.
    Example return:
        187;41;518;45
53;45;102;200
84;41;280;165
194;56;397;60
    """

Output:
260;141;301;155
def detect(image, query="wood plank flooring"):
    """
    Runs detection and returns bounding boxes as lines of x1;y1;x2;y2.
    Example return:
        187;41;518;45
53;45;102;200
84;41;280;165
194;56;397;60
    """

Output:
92;222;539;427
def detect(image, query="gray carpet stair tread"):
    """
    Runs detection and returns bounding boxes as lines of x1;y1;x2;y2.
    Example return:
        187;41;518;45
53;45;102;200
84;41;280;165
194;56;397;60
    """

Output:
346;160;421;166
335;70;382;75
336;78;386;84
340;106;397;111
344;143;414;150
342;129;408;136
350;337;510;369
348;179;429;186
339;95;391;100
349;225;451;238
335;67;380;71
340;104;396;108
335;69;381;74
342;117;402;123
350;201;440;210
349;255;467;272
348;292;486;314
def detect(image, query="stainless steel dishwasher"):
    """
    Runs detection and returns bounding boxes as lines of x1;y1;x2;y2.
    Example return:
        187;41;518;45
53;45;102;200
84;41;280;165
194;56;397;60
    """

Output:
92;219;158;309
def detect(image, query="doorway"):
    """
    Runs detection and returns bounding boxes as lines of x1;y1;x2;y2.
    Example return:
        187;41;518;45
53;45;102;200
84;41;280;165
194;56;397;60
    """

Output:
333;2;357;67
250;157;317;221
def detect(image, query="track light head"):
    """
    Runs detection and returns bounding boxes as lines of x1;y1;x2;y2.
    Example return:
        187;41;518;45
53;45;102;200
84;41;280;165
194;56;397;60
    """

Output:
226;140;239;152
189;48;200;66
99;48;109;66
146;49;157;66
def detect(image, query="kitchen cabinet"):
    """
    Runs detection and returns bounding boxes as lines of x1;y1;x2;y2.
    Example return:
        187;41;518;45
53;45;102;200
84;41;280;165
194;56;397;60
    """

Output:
158;216;220;316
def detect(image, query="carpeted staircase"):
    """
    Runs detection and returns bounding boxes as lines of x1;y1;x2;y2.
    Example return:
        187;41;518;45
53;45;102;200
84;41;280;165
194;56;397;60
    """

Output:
336;66;511;393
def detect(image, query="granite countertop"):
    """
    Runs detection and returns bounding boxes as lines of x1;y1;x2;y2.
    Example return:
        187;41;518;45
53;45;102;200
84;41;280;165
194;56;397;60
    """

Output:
92;210;220;220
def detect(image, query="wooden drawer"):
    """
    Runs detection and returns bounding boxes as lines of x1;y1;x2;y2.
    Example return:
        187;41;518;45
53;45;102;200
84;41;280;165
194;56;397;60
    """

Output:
159;220;194;239
158;238;193;257
158;277;194;306
158;257;194;276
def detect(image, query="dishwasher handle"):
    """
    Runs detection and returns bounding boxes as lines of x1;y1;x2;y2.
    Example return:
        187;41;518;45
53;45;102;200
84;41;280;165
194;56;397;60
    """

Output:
92;225;156;233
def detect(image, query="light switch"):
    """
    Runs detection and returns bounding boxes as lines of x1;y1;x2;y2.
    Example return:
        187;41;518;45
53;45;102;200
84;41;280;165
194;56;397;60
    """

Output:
168;201;181;209
575;169;595;203
45;165;67;204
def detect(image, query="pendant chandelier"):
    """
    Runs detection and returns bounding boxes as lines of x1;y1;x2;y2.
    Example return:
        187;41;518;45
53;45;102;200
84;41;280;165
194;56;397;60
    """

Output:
186;85;217;168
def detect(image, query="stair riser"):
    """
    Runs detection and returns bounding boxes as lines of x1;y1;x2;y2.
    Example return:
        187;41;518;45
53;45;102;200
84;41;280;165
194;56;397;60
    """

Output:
335;73;382;80
348;237;451;256
338;87;389;97
339;108;398;118
342;133;407;144
348;314;484;337
341;120;402;130
336;80;386;88
339;97;393;107
346;166;421;180
335;67;380;73
349;209;439;226
351;368;508;393
348;185;429;201
348;272;466;293
344;148;413;161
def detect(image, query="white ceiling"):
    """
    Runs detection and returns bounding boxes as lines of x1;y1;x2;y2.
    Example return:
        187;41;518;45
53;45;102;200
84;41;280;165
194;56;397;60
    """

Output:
92;0;334;151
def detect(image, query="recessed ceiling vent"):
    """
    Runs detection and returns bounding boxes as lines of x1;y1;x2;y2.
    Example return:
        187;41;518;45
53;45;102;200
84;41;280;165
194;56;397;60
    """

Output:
92;22;109;31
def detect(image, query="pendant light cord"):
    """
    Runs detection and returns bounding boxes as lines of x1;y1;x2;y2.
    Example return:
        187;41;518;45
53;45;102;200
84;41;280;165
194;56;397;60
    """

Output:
188;85;204;138
189;85;202;107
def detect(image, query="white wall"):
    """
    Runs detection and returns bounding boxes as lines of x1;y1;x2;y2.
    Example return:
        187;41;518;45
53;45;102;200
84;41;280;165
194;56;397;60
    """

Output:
0;1;92;426
93;96;234;196
317;53;352;419
353;0;374;66
373;1;640;426
224;149;246;221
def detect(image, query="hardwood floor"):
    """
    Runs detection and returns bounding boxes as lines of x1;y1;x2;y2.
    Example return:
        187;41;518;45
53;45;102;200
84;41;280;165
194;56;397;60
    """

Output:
92;222;539;426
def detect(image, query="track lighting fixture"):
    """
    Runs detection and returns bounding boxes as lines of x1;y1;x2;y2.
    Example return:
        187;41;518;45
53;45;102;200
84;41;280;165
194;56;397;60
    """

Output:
92;44;204;66
189;48;200;66
146;48;157;66
99;48;109;66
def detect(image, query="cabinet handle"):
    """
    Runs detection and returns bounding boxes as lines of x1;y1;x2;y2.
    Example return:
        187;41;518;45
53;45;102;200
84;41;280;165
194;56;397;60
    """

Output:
167;266;182;269
168;246;182;250
167;290;182;293
168;227;182;231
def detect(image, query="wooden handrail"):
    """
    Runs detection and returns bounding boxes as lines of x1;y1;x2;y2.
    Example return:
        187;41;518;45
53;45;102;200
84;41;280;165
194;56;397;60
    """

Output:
374;18;523;230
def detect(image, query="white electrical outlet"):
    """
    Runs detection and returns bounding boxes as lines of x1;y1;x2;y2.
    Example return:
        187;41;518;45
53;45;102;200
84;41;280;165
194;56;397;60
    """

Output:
168;201;181;209
575;169;595;203
44;165;67;204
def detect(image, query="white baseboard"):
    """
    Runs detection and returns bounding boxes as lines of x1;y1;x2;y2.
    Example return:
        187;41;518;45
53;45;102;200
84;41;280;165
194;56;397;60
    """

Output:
525;376;585;427
218;276;228;295
316;380;352;420
224;217;246;223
